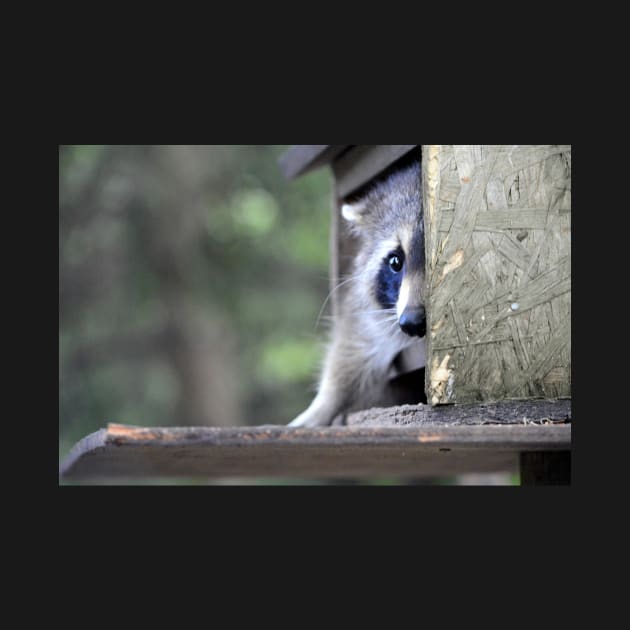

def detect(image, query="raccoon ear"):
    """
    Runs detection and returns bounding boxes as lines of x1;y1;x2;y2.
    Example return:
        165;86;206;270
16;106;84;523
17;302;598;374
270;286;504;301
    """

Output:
341;201;368;224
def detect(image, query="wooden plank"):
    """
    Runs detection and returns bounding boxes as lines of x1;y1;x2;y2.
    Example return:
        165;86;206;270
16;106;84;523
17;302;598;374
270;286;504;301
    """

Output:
278;145;348;179
347;398;570;427
423;145;571;405
59;402;570;481
333;145;418;198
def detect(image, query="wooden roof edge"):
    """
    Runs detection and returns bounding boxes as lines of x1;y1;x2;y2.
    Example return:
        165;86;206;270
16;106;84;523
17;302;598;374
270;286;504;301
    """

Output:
278;145;350;179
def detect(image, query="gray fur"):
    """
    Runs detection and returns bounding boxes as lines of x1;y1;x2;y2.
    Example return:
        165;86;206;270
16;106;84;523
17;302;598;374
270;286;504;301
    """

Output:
289;159;425;427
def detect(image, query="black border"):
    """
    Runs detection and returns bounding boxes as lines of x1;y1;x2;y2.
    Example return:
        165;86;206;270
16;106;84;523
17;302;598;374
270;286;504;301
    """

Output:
51;93;578;561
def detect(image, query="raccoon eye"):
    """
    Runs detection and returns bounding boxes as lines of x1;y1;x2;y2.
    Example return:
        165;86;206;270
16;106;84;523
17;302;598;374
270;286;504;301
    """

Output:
388;253;403;272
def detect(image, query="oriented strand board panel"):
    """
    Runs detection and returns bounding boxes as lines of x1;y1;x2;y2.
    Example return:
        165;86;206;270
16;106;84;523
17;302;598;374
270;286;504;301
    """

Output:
423;145;571;405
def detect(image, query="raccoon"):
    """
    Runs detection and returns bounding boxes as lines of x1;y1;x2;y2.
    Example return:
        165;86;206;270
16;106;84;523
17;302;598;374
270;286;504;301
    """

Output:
289;153;426;428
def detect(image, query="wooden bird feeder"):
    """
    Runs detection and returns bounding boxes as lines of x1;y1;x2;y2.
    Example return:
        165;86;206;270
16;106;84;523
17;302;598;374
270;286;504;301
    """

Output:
60;145;571;484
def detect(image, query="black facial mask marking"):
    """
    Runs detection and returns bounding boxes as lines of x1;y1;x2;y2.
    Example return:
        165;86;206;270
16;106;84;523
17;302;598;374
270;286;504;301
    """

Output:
376;247;404;309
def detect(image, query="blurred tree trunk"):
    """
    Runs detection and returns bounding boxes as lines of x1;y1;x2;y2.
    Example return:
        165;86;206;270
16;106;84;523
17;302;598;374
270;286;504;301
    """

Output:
60;145;243;429
132;145;242;426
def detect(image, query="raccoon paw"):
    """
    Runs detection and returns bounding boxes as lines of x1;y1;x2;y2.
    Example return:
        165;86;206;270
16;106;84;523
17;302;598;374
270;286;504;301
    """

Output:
287;409;346;427
288;409;334;428
288;415;324;427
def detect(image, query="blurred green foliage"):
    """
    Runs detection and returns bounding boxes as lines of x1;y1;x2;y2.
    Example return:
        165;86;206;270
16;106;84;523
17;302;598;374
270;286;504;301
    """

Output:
59;145;332;461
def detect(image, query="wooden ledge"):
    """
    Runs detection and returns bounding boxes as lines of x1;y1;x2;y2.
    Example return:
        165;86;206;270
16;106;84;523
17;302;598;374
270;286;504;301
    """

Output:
347;399;571;427
59;400;570;481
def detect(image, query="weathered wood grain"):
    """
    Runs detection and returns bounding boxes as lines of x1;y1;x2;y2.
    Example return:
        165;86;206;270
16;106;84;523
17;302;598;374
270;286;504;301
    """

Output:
438;208;552;232
278;145;348;179
59;410;570;481
347;398;570;427
423;145;571;405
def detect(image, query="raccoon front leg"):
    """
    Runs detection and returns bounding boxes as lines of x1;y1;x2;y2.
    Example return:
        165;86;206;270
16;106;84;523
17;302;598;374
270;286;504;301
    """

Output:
288;335;368;427
287;371;347;427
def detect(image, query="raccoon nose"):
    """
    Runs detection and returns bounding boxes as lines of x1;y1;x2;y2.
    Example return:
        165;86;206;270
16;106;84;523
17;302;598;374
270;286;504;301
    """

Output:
399;306;426;338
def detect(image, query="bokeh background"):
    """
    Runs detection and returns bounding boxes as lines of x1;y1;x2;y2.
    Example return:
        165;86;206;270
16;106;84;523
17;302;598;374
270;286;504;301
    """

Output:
59;145;332;462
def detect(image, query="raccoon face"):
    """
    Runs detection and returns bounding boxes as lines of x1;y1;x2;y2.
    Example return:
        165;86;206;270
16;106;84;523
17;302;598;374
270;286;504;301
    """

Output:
374;226;426;338
377;239;426;338
342;159;426;339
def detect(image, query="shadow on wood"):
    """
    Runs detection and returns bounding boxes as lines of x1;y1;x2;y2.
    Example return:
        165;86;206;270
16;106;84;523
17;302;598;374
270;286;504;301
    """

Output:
520;451;571;485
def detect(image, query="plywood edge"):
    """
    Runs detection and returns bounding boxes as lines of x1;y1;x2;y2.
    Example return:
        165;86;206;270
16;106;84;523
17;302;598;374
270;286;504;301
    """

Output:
423;145;442;404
